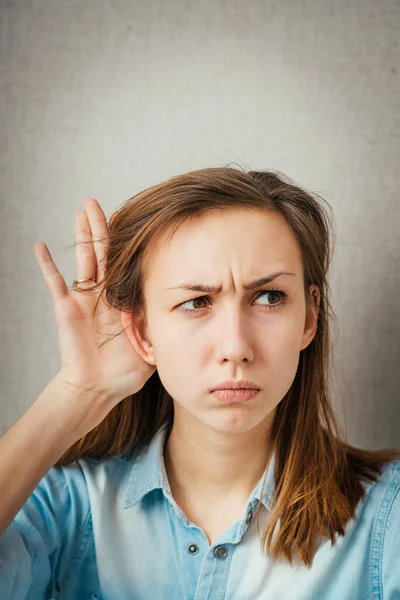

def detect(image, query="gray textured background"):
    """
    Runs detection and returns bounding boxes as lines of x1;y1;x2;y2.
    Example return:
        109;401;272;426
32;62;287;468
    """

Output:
0;0;399;449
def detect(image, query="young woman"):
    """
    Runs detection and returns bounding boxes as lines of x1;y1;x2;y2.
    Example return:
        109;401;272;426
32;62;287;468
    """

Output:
0;166;399;600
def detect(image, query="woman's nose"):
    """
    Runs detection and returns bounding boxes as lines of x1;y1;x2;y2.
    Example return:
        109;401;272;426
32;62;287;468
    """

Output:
214;308;254;364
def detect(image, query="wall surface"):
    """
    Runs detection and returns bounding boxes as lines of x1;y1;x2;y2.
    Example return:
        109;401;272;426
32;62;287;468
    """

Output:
0;0;399;449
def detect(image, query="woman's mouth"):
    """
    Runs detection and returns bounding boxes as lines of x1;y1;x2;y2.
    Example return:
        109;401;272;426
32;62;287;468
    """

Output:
211;388;260;402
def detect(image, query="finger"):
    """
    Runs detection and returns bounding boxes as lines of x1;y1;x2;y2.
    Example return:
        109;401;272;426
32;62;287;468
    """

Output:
82;197;109;282
34;242;69;302
75;210;97;282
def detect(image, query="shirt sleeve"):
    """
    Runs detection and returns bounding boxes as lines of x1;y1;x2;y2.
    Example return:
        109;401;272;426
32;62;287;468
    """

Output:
0;462;90;600
382;460;400;599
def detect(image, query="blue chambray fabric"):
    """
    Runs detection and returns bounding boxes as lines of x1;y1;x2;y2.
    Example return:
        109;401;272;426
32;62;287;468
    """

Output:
1;422;399;600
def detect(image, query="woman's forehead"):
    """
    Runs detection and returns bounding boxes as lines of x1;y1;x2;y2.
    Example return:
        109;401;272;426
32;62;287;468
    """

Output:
143;210;303;290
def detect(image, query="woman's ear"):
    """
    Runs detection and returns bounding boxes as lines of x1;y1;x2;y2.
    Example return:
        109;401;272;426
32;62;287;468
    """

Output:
300;284;320;351
120;310;157;366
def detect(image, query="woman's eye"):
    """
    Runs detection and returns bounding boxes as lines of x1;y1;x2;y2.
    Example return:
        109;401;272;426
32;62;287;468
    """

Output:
256;290;285;306
178;289;288;315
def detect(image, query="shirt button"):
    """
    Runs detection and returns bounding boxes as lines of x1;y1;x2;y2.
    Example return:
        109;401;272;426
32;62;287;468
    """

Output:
214;545;228;559
246;510;253;524
188;543;199;554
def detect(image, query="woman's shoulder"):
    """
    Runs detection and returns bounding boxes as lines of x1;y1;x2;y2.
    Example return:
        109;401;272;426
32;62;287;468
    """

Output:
369;457;400;494
360;458;400;510
26;445;140;508
74;450;140;496
381;457;400;483
357;458;400;555
365;458;400;597
373;458;400;527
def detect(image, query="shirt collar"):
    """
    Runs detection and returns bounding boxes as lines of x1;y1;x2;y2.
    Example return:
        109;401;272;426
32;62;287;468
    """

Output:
123;422;276;511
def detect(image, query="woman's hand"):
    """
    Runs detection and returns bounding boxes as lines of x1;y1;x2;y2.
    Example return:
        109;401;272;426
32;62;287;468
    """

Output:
34;198;156;424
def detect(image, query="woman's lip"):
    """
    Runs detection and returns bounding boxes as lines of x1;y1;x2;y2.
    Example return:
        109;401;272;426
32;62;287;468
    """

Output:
210;380;260;392
211;389;260;402
210;386;261;392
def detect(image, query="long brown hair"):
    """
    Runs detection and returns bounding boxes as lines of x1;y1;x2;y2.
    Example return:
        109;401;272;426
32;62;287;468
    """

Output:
55;165;400;567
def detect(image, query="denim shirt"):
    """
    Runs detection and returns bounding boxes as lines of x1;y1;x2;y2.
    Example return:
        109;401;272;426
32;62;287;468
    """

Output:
1;422;399;600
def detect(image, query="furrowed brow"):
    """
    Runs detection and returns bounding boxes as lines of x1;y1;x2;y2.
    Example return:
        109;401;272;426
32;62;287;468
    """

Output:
166;271;296;293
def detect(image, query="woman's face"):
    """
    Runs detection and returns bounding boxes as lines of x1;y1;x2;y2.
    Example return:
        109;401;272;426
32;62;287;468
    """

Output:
138;208;318;435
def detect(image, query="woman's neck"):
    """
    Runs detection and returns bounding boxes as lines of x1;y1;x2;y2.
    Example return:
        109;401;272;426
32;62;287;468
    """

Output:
163;408;275;504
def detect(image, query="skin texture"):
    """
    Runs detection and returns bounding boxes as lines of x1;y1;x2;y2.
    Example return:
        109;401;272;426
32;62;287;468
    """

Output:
121;208;320;541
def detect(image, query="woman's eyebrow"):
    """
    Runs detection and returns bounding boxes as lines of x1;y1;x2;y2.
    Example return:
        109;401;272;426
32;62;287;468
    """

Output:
166;271;296;293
